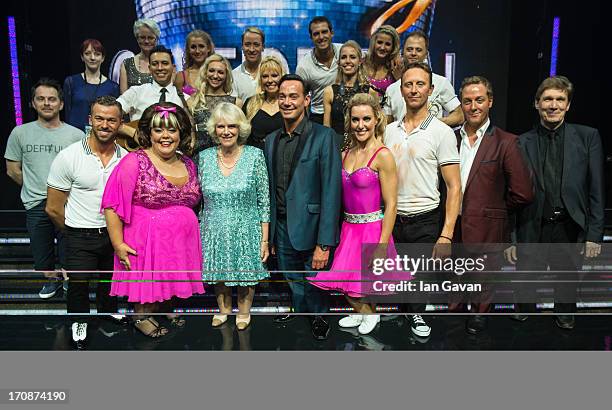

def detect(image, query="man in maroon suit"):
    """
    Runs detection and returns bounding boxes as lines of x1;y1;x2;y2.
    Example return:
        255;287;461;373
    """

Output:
454;76;534;334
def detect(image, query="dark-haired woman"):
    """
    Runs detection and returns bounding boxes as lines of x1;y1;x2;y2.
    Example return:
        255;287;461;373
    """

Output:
102;102;204;338
63;39;119;132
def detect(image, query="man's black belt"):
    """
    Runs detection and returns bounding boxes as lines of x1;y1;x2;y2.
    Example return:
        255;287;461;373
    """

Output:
65;226;108;235
396;208;439;223
542;208;569;224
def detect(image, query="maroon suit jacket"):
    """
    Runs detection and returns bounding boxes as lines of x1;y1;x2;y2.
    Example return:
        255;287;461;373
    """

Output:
457;124;534;244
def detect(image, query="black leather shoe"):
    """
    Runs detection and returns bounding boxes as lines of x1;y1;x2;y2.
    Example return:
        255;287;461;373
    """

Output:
466;315;488;335
273;314;296;324
311;316;330;340
510;314;528;322
555;315;575;330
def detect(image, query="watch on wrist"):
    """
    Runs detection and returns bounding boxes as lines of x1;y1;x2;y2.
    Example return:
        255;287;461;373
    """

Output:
318;244;330;251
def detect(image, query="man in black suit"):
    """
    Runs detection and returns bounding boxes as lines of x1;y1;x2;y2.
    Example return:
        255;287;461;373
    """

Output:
507;76;604;329
264;74;342;340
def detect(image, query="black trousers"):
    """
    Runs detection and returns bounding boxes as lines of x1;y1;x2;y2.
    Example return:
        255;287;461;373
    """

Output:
392;209;440;314
517;218;582;314
65;227;117;322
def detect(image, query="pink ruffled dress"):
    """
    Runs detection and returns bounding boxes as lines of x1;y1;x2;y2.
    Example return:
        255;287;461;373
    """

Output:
101;150;205;303
311;147;409;297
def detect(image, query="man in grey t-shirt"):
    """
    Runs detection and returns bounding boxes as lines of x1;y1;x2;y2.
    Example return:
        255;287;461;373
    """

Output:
295;16;339;124
5;78;84;299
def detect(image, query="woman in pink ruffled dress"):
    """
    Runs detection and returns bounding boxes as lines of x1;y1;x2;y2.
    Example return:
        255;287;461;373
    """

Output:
102;102;204;338
311;93;401;335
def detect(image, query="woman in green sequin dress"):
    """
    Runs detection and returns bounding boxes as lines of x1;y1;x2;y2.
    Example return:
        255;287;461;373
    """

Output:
198;102;270;330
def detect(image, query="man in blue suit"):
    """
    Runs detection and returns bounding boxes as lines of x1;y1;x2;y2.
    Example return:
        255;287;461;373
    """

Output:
264;74;342;340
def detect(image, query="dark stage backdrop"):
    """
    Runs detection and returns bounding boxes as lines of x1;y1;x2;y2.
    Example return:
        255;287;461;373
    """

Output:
0;0;607;213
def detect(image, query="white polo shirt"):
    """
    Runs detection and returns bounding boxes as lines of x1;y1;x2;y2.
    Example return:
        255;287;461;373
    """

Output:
383;72;461;122
47;137;127;228
117;81;185;121
232;63;258;102
384;114;459;215
296;43;341;114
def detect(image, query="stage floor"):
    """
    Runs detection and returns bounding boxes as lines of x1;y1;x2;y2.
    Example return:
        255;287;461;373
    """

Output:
1;314;611;350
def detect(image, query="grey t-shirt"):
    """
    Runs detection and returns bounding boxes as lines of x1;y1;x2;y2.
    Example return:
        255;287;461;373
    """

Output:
4;121;84;209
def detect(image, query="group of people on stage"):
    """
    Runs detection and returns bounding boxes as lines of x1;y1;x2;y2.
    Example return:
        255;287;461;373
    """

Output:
4;16;604;349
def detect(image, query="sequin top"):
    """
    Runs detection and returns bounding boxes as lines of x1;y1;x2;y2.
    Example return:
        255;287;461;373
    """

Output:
198;145;270;286
331;83;372;150
123;57;153;90
368;74;395;95
132;149;201;209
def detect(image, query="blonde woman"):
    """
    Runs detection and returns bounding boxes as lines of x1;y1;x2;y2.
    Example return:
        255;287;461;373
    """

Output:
323;40;378;151
188;54;242;157
312;93;400;335
174;30;215;96
243;56;286;149
198;102;270;330
363;25;401;95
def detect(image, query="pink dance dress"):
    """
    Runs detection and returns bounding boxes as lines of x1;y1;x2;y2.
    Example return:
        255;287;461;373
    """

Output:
311;147;408;297
368;74;395;95
101;150;205;303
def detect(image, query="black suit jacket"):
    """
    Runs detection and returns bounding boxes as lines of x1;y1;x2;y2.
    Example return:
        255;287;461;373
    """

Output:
516;123;604;243
264;119;342;251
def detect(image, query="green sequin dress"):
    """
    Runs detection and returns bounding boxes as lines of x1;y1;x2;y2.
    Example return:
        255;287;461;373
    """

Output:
198;145;270;286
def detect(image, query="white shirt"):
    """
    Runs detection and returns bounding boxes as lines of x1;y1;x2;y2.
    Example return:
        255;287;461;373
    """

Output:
117;81;185;121
459;118;490;194
47;137;126;228
296;43;341;114
232;63;258;102
383;72;461;122
384;114;459;214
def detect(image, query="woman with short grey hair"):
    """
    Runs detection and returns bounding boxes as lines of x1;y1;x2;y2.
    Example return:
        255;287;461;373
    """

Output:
119;18;161;93
198;102;270;331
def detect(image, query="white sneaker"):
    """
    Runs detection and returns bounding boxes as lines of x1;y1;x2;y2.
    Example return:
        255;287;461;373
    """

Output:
410;315;431;337
338;315;363;328
71;322;88;342
358;315;380;335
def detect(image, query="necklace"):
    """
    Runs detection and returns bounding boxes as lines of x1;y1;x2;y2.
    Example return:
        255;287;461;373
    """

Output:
217;147;241;169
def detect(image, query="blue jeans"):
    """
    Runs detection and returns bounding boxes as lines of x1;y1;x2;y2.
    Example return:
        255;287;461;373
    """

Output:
25;200;65;275
274;216;329;313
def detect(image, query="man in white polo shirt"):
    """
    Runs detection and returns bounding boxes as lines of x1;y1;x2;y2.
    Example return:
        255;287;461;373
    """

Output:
46;96;127;349
384;62;461;339
296;16;340;124
232;27;265;102
383;30;464;127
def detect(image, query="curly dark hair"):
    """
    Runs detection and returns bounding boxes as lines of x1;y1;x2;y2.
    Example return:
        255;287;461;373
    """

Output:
137;102;193;155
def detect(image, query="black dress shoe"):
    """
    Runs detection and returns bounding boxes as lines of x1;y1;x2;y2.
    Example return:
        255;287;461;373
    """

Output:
466;315;488;335
510;314;528;322
311;316;330;340
555;315;575;330
273;314;296;324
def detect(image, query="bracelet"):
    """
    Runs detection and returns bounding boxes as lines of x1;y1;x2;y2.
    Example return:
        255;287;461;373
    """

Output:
439;235;453;242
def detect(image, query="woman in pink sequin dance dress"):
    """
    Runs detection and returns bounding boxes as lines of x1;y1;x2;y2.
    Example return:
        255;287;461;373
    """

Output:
311;93;403;335
102;102;204;338
364;25;402;96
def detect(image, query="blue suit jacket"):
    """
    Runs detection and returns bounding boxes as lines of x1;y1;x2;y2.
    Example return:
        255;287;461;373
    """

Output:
264;119;342;251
